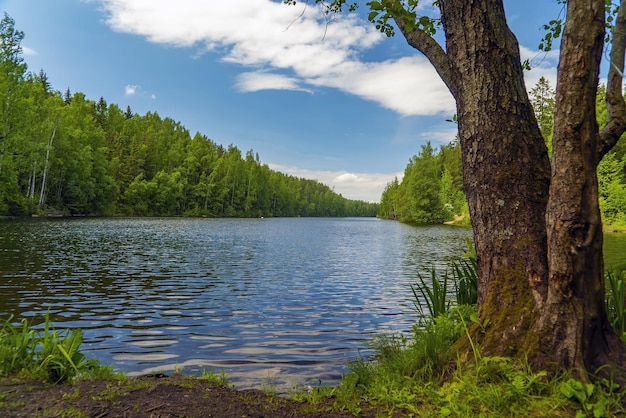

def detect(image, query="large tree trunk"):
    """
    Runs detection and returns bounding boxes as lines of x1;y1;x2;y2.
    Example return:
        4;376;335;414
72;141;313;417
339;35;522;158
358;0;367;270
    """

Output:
539;0;626;377
436;0;626;377
393;0;626;378
438;0;551;357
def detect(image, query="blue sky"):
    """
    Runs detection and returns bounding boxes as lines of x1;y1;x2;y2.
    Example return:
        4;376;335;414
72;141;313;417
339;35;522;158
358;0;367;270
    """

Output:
1;0;564;202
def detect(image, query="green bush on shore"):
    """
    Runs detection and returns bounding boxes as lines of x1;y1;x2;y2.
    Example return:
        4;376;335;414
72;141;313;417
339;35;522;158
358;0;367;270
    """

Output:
0;313;117;383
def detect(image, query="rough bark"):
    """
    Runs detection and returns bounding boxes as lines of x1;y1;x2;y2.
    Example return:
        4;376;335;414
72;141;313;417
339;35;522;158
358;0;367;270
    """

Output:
539;0;626;379
599;0;626;159
436;0;551;357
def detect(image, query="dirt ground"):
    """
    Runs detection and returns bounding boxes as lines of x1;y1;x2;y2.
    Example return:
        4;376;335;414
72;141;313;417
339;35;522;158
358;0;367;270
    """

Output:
0;374;390;418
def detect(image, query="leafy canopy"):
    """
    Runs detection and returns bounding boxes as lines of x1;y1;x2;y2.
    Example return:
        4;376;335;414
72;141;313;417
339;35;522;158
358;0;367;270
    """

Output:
283;0;438;37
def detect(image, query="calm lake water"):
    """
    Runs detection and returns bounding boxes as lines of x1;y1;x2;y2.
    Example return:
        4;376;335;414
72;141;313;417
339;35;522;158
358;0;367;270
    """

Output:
0;217;624;391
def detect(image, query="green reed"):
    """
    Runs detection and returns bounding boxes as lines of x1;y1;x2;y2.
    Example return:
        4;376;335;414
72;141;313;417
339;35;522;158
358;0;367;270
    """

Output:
606;268;626;339
0;313;109;383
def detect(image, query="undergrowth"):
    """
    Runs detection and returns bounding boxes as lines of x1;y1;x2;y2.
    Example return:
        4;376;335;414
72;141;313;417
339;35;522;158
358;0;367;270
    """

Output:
0;313;118;383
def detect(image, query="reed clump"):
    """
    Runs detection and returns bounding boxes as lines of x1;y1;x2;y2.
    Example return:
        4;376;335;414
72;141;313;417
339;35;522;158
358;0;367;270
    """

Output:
0;313;116;383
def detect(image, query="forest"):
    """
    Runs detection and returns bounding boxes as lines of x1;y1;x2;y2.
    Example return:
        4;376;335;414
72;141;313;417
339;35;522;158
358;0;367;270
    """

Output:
5;9;625;227
379;76;626;230
0;14;378;218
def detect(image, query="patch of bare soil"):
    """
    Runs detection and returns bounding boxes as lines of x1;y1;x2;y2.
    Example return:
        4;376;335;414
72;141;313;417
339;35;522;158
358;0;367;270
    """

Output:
0;374;387;417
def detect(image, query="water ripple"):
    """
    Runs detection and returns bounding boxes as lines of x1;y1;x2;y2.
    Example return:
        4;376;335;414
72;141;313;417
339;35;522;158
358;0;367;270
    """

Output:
0;217;472;391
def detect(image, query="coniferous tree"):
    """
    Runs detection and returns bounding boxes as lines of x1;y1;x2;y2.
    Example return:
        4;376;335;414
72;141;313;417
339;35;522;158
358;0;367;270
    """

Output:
529;76;556;154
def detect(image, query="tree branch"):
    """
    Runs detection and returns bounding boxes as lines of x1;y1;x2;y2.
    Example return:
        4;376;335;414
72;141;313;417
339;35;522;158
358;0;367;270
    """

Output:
393;17;454;98
599;0;626;161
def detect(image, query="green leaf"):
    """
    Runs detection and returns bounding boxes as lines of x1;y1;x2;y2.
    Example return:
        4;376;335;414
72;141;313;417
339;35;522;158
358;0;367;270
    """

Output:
368;1;383;10
560;384;575;399
593;400;606;418
404;17;415;32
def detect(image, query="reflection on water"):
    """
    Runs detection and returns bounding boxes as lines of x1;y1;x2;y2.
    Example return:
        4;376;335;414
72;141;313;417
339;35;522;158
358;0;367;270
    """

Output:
2;217;471;391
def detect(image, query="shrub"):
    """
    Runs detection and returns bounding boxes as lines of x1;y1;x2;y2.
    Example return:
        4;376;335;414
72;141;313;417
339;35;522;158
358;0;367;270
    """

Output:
0;314;112;383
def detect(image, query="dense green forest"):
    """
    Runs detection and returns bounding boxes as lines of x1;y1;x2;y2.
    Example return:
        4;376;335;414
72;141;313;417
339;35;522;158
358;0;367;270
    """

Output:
378;140;467;224
379;76;626;230
0;15;378;218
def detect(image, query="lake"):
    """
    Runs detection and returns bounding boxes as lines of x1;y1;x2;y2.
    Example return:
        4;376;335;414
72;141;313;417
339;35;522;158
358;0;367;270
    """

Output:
0;217;623;391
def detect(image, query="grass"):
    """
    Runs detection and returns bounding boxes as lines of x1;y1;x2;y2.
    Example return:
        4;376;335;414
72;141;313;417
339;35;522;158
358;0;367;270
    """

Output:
0;313;119;383
292;306;626;416
61;388;81;400
411;238;478;321
411;258;478;320
199;369;231;386
56;406;88;418
0;391;25;409
606;266;626;339
411;267;451;318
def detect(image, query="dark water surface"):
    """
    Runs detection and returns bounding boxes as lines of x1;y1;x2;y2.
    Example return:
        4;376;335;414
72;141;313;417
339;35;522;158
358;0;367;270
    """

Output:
0;217;623;390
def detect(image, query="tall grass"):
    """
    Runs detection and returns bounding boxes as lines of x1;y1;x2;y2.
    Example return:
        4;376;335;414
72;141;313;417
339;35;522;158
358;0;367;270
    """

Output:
411;257;478;322
411;268;451;319
606;267;626;339
0;313;114;383
453;257;478;305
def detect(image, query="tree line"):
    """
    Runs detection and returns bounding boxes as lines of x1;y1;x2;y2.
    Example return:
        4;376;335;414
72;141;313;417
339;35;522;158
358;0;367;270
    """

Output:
0;14;378;218
380;76;626;230
378;140;467;224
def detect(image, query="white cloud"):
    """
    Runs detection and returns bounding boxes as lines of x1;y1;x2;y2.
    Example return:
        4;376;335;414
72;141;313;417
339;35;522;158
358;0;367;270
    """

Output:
335;172;360;182
22;45;37;56
268;163;403;202
236;72;312;93
98;0;454;116
125;84;139;95
420;126;458;144
519;45;558;90
310;56;454;116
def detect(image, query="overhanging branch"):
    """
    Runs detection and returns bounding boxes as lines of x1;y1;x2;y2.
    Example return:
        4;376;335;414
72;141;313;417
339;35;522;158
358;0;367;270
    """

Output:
393;17;454;98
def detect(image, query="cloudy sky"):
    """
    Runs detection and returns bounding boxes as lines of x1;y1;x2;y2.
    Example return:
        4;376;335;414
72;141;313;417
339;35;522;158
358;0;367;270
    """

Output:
2;0;563;201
